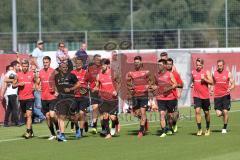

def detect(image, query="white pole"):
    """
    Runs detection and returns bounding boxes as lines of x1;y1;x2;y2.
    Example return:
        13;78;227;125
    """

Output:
178;29;181;49
12;0;17;52
225;0;228;48
38;0;42;40
130;0;134;49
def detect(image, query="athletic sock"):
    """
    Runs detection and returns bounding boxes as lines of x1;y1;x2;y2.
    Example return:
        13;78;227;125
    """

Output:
197;123;202;130
112;120;116;129
139;125;144;132
93;121;97;129
223;124;227;129
162;127;167;134
27;129;31;133
49;121;56;135
173;121;177;126
115;117;119;125
206;121;210;129
71;122;74;129
80;128;83;136
75;122;79;130
54;120;59;131
103;119;110;134
101;120;105;130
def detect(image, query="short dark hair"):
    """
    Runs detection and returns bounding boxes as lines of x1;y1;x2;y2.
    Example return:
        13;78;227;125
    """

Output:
43;56;51;61
6;65;12;72
134;56;142;61
196;58;204;65
10;60;20;67
167;58;174;64
158;59;167;64
217;59;225;65
75;57;83;63
58;40;65;47
93;54;101;59
101;58;110;65
160;52;168;57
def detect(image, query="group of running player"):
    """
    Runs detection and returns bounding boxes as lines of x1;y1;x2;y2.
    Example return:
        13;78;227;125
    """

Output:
6;51;234;141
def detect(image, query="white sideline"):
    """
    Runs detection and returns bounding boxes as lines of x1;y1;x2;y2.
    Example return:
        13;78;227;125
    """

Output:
0;109;240;143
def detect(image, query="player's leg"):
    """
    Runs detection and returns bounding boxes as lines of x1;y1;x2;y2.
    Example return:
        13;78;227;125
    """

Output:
57;114;67;142
42;101;55;140
221;95;231;133
22;100;34;139
222;109;228;134
202;98;210;136
157;100;167;137
193;98;203;136
203;110;210;136
103;112;111;139
49;110;59;135
91;104;99;133
79;110;85;137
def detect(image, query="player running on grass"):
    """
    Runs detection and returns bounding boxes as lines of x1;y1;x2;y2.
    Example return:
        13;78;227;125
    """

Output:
12;59;35;139
151;59;177;138
95;58;120;139
126;56;152;138
211;59;235;134
86;54;102;134
36;56;59;140
166;58;184;133
54;62;80;142
71;58;90;137
191;58;213;136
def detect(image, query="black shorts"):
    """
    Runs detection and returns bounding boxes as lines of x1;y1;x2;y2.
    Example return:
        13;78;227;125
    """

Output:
55;97;78;116
99;100;118;115
75;97;90;112
90;91;101;105
19;99;34;113
41;100;56;115
132;96;149;110
193;97;210;111
157;99;178;113
214;94;231;111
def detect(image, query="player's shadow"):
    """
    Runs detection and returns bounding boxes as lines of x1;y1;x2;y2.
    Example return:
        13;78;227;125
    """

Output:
189;132;198;136
211;129;228;133
127;129;140;135
37;136;50;139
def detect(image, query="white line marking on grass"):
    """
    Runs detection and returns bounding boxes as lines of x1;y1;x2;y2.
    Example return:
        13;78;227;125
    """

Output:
0;109;240;143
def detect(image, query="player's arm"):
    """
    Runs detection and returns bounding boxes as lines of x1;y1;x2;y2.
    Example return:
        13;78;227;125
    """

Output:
114;73;121;93
4;77;14;83
12;75;24;88
228;72;235;91
0;82;7;101
202;70;213;85
169;72;178;90
65;75;81;93
147;71;156;92
93;74;100;92
126;72;133;90
209;74;215;96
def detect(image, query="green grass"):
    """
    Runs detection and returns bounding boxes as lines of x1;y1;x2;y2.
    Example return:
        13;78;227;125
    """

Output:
0;102;240;160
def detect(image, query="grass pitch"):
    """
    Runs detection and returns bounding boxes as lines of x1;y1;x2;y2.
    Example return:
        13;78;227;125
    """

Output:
0;102;240;160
